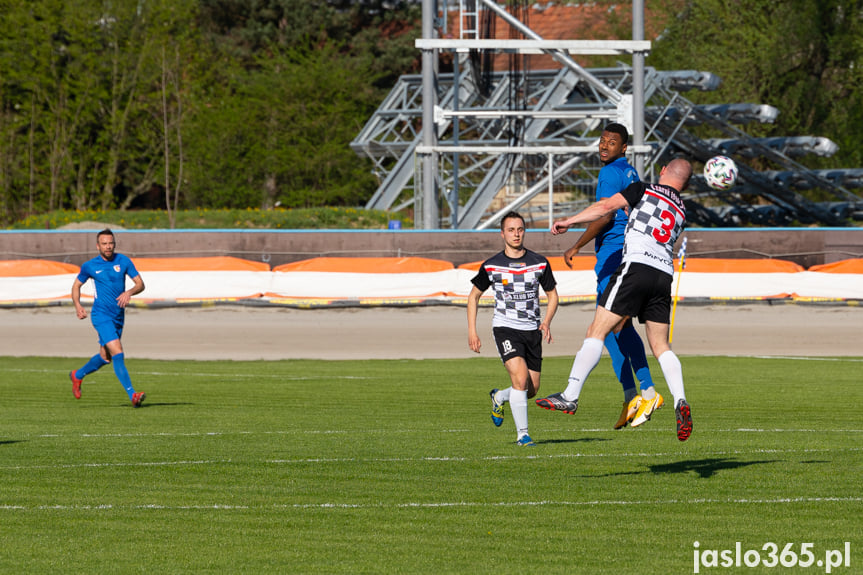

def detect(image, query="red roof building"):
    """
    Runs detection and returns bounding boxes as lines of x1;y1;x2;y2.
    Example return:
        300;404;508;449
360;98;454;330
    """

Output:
443;2;674;70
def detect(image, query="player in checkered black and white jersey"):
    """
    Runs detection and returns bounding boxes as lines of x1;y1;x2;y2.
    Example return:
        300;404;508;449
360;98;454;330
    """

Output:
535;159;694;441
467;212;559;447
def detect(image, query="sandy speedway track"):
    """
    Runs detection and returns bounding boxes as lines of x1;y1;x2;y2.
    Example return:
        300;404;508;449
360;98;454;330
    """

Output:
2;303;861;360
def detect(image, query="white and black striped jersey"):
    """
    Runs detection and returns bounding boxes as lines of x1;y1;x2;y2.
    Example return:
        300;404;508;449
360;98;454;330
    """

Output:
619;181;687;275
471;249;557;331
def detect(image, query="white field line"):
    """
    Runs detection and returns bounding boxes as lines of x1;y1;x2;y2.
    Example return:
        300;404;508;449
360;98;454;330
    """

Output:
2;368;372;380
267;446;863;464
2;446;860;472
23;426;863;441
284;496;863;510
1;459;231;471
1;496;861;512
731;356;863;362
3;354;863;380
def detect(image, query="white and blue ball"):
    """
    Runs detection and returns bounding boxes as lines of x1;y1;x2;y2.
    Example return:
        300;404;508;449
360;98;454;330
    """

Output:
703;155;739;190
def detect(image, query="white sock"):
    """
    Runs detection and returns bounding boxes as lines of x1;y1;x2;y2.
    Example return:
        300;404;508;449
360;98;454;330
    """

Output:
562;338;604;401
641;386;656;401
495;387;512;404
510;388;529;438
658;350;685;406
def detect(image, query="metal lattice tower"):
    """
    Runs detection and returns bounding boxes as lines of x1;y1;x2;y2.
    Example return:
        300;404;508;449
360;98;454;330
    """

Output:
351;1;863;228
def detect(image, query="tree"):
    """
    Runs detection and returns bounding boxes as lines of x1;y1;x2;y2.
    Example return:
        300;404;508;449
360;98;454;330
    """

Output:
0;0;201;223
183;44;382;209
649;0;863;168
159;45;183;228
92;0;200;211
0;0;422;224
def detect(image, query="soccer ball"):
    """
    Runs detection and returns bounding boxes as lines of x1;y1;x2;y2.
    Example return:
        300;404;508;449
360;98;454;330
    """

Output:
703;155;738;190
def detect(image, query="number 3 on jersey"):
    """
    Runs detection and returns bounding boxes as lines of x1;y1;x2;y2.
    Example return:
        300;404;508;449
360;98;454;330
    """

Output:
652;209;675;244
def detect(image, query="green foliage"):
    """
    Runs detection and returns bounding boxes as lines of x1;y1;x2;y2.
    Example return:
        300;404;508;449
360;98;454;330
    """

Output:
4;0;862;226
183;44;383;209
0;0;421;225
0;0;201;218
649;0;863;168
1;354;861;572
196;0;421;84
6;207;413;230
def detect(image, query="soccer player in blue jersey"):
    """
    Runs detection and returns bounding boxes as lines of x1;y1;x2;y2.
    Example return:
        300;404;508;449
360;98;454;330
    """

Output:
467;211;559;446
562;123;659;430
70;229;146;407
537;159;694;441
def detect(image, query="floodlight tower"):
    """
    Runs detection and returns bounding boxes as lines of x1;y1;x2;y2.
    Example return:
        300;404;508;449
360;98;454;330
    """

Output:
419;0;439;229
632;0;645;176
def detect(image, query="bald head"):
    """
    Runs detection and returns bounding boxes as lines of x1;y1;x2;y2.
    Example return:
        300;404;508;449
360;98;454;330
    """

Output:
659;159;693;191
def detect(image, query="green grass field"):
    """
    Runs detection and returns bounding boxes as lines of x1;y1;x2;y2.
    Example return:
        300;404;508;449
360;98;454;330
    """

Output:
1;355;861;574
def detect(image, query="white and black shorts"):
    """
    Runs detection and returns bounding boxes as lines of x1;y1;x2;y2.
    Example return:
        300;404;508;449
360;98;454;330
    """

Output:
492;326;543;372
598;261;673;324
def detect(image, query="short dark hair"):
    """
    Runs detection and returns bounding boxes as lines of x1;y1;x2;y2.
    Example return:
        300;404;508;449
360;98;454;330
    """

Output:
603;122;629;145
500;211;525;230
97;228;114;240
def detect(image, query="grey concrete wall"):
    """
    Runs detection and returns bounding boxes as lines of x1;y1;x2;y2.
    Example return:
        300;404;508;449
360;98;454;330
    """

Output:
1;228;862;268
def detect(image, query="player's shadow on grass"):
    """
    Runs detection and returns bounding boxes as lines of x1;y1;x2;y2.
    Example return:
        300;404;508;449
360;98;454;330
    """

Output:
0;440;25;446
575;458;779;479
648;458;780;479
130;402;195;408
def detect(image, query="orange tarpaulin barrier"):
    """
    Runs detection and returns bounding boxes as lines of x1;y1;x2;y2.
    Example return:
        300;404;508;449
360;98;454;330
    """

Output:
460;256;806;274
0;259;79;277
132;256;270;272
546;256;594;271
808;259;863;273
274;257;454;274
674;258;804;273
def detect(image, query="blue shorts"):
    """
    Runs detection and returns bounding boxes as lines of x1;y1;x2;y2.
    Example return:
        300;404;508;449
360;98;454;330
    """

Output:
92;317;124;347
595;246;624;296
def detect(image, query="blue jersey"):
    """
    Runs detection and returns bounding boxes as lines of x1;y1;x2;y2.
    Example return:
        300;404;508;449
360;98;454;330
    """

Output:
594;156;639;253
77;253;140;322
593;156;639;287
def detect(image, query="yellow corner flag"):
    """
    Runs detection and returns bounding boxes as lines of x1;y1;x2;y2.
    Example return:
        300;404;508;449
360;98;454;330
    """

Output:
669;236;687;344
